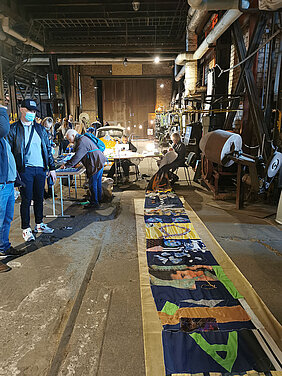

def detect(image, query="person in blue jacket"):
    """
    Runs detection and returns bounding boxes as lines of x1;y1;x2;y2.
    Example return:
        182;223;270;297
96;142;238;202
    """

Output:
0;105;24;272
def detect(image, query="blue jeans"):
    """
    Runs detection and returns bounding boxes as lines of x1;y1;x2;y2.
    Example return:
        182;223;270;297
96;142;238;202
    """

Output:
89;168;103;205
20;167;46;229
0;183;15;252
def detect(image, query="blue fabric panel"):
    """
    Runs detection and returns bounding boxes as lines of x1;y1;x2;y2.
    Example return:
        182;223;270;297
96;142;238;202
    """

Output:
146;250;218;267
145;196;183;209
162;330;274;374
145;215;190;223
150;282;240;312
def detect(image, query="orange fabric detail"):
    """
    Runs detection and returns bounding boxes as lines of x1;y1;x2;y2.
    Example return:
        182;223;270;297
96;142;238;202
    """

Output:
158;305;250;326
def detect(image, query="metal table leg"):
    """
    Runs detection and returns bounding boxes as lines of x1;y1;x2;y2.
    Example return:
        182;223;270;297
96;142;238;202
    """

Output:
114;159;118;185
74;175;77;199
68;175;71;197
45;177;72;218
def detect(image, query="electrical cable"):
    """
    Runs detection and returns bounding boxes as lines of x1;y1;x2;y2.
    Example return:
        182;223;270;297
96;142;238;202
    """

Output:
214;28;281;77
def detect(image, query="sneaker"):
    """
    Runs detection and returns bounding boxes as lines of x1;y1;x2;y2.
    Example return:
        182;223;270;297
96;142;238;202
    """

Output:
23;228;35;242
0;261;11;273
0;246;25;257
83;202;100;209
34;223;54;234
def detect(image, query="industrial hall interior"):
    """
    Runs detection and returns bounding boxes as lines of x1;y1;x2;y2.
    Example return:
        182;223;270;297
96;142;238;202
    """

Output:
0;0;282;375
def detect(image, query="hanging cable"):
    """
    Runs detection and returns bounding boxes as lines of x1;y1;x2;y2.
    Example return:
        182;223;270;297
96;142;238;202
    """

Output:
214;28;281;77
243;143;260;149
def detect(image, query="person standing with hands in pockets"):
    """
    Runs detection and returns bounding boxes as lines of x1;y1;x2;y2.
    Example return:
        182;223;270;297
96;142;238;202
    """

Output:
6;99;56;242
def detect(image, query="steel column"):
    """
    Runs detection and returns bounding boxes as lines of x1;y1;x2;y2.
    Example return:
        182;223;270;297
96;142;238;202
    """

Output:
225;15;271;159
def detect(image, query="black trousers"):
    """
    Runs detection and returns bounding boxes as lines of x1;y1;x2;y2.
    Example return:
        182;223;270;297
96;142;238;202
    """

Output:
20;167;46;229
107;159;132;178
159;161;181;181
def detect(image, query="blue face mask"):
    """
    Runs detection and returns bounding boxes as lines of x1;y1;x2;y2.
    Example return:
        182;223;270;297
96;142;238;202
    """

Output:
25;112;36;122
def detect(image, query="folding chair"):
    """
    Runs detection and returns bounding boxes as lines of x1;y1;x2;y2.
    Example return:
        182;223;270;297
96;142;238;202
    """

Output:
176;152;196;185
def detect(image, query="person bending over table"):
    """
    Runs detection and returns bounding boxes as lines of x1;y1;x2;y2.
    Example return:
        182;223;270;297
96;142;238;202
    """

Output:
159;132;186;185
60;129;107;209
107;135;137;183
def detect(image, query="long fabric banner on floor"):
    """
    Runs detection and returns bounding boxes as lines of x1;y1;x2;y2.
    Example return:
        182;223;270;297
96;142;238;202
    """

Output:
144;187;282;375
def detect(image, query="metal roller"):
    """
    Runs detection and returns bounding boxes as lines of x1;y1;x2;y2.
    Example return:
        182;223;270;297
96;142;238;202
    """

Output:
199;130;242;167
267;151;282;178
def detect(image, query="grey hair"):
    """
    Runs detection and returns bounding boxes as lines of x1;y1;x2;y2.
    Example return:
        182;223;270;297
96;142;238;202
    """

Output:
65;129;78;139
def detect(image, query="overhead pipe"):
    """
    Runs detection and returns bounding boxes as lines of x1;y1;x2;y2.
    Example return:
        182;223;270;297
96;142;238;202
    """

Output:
175;65;186;82
193;9;243;60
188;7;196;17
24;56;174;65
0;26;16;46
175;52;194;66
188;0;250;10
0;16;44;52
188;10;208;32
174;8;204;81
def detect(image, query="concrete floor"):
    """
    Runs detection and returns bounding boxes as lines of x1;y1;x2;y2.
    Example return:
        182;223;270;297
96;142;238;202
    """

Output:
0;184;146;376
0;147;281;375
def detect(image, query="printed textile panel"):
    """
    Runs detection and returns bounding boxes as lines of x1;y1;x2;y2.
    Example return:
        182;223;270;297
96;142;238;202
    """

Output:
144;185;281;374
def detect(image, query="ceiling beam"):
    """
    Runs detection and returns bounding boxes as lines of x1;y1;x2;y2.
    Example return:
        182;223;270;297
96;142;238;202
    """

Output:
44;44;184;52
31;10;186;20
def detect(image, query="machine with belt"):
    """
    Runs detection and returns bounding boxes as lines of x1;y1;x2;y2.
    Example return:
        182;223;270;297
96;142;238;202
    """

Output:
199;130;282;209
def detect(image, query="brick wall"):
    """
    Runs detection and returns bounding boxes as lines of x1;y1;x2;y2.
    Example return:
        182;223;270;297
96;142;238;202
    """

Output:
143;62;172;76
80;65;112;76
156;78;172;110
80;75;97;123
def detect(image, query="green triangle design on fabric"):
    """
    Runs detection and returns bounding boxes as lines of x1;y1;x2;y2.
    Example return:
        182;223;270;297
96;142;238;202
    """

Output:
161;301;179;315
212;266;243;299
189;331;238;372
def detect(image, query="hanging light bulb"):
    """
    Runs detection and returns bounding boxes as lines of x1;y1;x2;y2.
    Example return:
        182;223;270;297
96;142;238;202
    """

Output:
132;1;140;11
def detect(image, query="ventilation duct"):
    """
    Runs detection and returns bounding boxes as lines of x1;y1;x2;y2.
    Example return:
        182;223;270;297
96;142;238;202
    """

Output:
188;0;249;10
175;65;186;82
193;9;244;60
175;53;194;66
188;10;208;32
24;56;174;65
259;0;282;10
0;26;16;46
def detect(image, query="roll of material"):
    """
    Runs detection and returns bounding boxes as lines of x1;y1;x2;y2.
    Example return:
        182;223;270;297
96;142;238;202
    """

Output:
199;130;242;167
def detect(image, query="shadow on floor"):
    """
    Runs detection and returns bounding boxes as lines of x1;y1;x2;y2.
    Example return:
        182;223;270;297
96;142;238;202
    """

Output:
2;198;121;266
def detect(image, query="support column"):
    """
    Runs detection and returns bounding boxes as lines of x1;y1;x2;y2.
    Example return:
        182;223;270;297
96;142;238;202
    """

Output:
8;77;18;121
212;28;231;130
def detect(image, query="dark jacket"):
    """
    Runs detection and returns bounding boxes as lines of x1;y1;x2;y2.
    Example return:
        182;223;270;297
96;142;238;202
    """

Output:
65;134;107;177
128;141;137;152
6;120;56;173
173;141;186;166
0;107;9;183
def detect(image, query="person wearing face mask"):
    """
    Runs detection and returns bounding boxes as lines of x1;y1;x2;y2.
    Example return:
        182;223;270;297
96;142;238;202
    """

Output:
6;99;56;242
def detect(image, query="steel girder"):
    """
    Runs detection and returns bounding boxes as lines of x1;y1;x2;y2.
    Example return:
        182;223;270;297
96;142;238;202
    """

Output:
224;15;271;159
